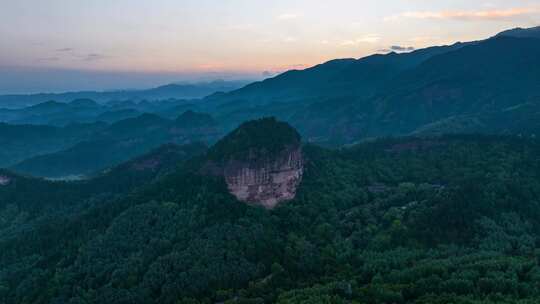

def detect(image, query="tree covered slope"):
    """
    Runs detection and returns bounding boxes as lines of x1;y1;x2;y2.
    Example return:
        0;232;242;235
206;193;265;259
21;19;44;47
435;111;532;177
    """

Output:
1;119;540;303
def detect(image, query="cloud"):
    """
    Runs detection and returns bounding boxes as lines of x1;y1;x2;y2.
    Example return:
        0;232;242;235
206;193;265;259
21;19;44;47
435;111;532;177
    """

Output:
390;45;415;52
409;36;437;43
36;57;60;62
256;38;272;44
82;53;108;61
277;13;302;20
49;48;108;62
385;7;539;21
224;24;254;31
261;64;305;78
358;34;381;43
341;40;356;46
377;45;415;53
341;34;381;46
288;64;306;69
56;48;73;52
262;71;275;78
283;36;297;43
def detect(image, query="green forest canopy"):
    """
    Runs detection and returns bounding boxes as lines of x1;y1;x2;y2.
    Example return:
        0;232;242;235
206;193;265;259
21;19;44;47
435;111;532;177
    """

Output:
0;131;540;304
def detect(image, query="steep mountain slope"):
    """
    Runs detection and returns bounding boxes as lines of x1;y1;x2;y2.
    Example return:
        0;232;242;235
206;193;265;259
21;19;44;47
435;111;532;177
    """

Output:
1;120;540;303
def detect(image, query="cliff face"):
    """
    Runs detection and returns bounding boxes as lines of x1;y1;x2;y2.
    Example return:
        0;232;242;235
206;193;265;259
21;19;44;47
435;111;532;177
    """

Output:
223;147;303;209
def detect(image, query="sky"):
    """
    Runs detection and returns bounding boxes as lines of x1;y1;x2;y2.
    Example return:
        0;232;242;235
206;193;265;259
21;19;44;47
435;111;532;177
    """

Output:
1;0;539;94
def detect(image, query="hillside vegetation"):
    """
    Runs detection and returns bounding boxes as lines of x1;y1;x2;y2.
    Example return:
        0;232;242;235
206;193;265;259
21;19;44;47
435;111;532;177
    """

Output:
1;120;540;303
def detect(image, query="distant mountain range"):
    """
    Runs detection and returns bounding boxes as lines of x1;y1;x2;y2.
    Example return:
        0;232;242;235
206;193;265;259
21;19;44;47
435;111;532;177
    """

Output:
0;80;249;109
0;97;201;126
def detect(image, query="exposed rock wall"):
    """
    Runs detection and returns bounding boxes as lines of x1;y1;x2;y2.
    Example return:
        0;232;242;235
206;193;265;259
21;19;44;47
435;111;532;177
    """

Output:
207;147;303;209
224;147;303;208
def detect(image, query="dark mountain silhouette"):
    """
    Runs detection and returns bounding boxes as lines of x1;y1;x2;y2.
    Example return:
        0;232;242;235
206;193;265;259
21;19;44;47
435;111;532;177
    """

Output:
496;26;540;39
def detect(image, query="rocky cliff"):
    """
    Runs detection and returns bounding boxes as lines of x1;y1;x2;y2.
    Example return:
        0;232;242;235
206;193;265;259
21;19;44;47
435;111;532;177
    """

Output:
203;118;304;208
223;146;303;208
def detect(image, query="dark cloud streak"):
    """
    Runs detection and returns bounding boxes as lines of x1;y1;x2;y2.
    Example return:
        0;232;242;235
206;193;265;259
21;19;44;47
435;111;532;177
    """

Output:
36;57;60;62
82;53;108;61
390;45;415;52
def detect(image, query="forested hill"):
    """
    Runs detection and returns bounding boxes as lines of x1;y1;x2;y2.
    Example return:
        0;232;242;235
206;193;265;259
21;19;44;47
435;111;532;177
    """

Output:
1;118;540;303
